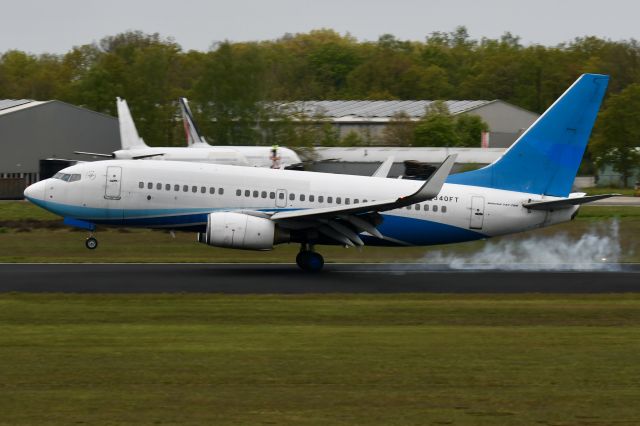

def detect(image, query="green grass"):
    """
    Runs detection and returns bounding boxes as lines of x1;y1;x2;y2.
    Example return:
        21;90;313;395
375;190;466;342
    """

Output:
0;294;639;425
584;186;638;196
1;202;639;263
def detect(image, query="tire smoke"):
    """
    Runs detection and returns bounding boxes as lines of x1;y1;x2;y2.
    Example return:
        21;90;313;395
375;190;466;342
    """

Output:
426;220;623;271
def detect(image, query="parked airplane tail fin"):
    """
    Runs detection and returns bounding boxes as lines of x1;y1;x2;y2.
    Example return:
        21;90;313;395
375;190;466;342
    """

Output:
116;97;149;150
180;98;208;146
448;74;609;197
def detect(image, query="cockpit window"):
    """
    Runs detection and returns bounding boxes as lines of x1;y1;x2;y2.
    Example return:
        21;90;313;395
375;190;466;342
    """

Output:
52;172;80;182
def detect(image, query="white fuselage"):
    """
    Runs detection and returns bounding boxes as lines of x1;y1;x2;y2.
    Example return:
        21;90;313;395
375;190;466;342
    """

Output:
25;160;577;247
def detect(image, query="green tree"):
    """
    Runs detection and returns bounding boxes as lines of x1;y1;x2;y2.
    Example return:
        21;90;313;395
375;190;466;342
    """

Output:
456;114;489;147
413;101;460;147
382;111;416;146
591;84;640;187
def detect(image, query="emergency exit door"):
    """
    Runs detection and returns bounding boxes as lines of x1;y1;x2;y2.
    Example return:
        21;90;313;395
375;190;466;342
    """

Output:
469;196;485;229
104;166;122;200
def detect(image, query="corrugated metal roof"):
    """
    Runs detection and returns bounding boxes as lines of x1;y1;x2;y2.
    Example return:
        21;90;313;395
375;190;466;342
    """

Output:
280;100;493;120
0;99;49;116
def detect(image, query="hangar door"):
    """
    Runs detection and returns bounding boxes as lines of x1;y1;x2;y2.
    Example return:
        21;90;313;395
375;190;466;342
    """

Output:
104;166;122;200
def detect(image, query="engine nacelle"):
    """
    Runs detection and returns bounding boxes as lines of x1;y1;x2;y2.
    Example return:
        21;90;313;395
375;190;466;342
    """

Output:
197;212;289;250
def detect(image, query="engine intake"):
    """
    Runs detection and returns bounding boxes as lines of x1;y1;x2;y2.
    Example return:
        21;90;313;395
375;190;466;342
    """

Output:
198;212;289;250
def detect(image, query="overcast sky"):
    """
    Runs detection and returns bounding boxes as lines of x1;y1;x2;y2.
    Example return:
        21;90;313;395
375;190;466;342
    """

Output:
1;0;637;54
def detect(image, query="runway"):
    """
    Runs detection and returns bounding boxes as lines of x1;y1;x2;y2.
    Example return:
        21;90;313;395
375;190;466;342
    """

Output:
1;263;639;293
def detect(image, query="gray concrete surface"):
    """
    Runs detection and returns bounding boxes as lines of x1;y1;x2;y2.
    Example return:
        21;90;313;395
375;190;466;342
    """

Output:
0;263;638;293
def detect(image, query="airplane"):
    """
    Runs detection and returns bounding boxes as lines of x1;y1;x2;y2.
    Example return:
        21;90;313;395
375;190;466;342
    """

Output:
24;74;617;271
75;98;303;168
179;97;303;169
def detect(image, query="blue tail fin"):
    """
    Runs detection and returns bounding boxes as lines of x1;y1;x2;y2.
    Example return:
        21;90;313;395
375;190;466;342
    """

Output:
448;74;609;196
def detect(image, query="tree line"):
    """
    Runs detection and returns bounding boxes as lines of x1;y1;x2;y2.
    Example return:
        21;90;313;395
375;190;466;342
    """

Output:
0;27;638;184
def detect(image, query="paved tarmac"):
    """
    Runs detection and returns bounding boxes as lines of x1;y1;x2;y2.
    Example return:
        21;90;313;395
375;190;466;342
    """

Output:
0;263;639;293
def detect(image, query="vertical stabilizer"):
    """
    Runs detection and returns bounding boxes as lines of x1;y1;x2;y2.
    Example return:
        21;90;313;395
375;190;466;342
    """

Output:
117;98;148;150
448;74;609;197
180;98;209;147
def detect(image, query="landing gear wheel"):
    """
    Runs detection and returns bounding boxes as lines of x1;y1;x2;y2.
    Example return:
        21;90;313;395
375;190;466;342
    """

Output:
85;237;98;250
296;250;324;272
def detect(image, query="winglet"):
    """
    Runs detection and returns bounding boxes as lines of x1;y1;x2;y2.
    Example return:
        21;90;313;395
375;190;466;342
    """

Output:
397;154;457;205
372;156;395;178
179;98;208;146
117;97;148;149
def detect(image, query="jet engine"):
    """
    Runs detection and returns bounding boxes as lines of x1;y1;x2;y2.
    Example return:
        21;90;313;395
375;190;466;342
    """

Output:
197;212;289;250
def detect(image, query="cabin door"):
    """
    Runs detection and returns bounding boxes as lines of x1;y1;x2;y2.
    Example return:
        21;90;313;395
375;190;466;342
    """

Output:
469;196;485;230
275;189;288;208
104;166;122;200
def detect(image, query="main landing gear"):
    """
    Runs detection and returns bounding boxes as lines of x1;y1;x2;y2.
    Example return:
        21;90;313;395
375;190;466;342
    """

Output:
296;244;324;272
85;235;98;250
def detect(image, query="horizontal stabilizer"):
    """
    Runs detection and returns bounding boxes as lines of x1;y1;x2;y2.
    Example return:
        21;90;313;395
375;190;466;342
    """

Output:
74;151;114;158
523;194;621;210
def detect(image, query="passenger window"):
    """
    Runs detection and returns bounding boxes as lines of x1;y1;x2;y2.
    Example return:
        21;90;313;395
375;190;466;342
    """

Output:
328;196;333;203
363;199;367;203
406;206;411;210
279;192;285;200
289;193;295;201
253;190;259;198
148;182;153;189
433;205;438;212
165;184;170;191
336;197;341;204
236;189;241;196
261;191;267;198
442;205;447;213
201;186;206;194
309;195;315;202
424;204;429;211
318;195;324;203
218;188;224;195
156;183;162;190
183;185;188;192
354;199;359;204
245;190;250;197
300;194;306;201
210;187;215;194
192;186;197;193
414;204;420;210
174;184;180;191
345;198;350;205
139;182;144;189
269;192;275;199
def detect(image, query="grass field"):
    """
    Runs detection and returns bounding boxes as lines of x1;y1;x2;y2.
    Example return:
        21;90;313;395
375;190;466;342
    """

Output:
0;294;639;425
1;202;639;263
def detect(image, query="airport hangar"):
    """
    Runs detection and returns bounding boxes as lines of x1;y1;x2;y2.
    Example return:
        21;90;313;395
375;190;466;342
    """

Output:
0;98;539;198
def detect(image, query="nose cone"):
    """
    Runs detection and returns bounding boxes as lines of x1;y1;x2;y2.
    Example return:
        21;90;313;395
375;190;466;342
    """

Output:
24;180;46;203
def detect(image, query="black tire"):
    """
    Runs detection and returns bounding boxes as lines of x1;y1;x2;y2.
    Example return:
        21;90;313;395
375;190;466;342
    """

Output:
85;237;98;250
296;250;324;272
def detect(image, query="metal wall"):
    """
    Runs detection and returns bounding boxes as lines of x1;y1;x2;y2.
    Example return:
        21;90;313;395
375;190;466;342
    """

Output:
0;101;119;174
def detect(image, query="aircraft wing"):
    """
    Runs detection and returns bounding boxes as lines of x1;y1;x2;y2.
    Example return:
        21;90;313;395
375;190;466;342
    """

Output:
268;155;456;246
523;194;621;210
371;156;395;178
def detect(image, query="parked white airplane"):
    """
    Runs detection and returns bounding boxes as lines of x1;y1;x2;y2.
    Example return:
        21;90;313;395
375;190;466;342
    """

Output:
75;98;302;168
179;98;303;169
25;74;616;271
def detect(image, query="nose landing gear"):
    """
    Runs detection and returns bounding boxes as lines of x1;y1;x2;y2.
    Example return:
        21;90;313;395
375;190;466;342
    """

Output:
85;235;98;250
296;244;324;272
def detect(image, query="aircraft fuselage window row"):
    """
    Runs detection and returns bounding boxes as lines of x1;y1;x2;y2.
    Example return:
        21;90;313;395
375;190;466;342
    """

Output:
139;182;224;195
234;189;369;206
405;203;447;213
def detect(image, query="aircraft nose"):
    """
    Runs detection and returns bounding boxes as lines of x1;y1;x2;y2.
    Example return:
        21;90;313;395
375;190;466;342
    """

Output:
23;180;45;201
